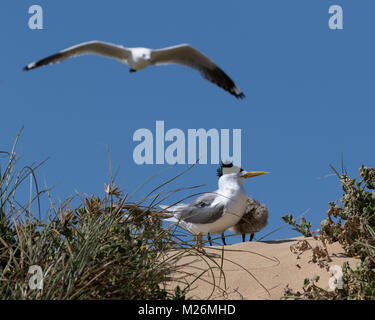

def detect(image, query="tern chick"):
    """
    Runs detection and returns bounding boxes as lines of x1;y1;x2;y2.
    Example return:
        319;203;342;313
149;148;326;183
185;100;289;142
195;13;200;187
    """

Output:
228;197;268;242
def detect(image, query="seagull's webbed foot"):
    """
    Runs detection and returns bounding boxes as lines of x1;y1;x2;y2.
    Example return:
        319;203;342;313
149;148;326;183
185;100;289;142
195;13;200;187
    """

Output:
221;233;227;246
249;233;255;242
129;68;136;73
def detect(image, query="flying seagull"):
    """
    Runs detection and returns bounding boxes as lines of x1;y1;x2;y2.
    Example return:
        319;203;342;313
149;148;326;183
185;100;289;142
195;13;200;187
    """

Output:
23;41;245;99
160;161;268;247
228;197;268;243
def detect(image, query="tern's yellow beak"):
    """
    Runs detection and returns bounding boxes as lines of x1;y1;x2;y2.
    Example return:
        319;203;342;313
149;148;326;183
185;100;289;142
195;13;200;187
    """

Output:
243;171;269;179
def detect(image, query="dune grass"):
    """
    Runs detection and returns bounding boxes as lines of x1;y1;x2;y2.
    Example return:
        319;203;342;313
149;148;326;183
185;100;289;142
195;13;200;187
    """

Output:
0;130;199;299
0;130;272;300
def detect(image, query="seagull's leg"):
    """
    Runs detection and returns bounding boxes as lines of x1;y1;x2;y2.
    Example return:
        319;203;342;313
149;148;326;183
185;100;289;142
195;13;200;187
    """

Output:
207;233;213;246
129;68;136;73
242;234;246;242
249;233;255;242
221;233;227;246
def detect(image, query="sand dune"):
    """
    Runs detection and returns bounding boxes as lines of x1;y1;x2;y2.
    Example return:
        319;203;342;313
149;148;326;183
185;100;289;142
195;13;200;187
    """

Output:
171;237;359;300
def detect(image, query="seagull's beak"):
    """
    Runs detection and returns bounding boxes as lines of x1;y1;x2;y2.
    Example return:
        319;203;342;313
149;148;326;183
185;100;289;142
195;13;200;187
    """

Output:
242;171;269;179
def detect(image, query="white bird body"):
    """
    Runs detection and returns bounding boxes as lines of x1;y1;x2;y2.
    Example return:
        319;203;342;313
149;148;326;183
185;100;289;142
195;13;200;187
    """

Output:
161;162;268;237
126;47;152;70
24;41;245;98
163;174;248;235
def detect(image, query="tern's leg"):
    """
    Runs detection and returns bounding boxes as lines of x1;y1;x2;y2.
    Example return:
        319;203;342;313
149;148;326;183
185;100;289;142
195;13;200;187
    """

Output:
129;68;136;73
207;233;213;246
249;233;255;242
221;233;227;246
242;234;246;242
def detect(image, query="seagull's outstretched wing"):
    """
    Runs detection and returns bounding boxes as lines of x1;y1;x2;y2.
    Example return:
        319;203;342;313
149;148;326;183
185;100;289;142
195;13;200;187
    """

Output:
23;41;131;71
151;44;245;99
162;193;225;224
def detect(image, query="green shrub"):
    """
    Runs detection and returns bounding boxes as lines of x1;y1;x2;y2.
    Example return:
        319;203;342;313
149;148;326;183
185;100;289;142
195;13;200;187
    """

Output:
283;165;375;300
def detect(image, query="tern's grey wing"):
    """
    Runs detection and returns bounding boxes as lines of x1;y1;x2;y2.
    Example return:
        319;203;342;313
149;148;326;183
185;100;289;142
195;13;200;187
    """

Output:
189;193;218;208
24;41;131;71
176;193;225;224
151;44;244;99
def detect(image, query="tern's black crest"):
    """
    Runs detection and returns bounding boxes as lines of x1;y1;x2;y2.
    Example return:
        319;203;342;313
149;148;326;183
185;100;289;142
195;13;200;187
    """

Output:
217;161;234;177
217;161;244;177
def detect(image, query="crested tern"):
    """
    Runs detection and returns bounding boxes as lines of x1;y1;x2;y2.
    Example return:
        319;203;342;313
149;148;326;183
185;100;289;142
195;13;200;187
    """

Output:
23;41;245;99
161;161;268;247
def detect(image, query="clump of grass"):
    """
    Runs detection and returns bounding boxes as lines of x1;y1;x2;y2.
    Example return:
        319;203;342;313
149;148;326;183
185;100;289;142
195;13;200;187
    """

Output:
0;131;235;300
0;150;177;298
283;164;375;300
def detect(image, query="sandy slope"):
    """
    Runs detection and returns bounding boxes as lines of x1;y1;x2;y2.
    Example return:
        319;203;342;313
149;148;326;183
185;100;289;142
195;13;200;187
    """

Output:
170;237;359;300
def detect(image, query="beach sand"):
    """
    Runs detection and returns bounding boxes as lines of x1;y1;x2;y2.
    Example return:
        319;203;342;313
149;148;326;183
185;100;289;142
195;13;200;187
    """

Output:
169;236;359;300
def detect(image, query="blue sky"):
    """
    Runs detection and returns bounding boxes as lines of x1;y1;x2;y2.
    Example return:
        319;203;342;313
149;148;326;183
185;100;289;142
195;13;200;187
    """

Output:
1;1;374;243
